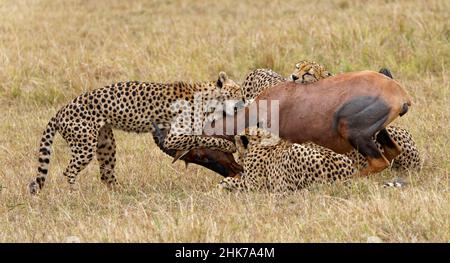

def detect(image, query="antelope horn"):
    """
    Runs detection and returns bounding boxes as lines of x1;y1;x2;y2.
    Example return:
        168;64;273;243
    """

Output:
172;150;191;164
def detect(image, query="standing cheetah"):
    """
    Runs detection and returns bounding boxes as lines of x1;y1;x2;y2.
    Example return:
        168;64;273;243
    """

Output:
29;72;243;194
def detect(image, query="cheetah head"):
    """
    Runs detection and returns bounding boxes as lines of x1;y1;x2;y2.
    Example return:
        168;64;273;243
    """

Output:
234;127;281;164
209;72;245;121
289;60;332;84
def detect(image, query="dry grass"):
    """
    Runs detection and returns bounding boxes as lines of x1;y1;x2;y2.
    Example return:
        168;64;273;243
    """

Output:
0;0;449;242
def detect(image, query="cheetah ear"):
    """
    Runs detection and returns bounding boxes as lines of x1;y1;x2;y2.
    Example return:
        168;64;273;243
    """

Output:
216;71;228;88
239;135;250;149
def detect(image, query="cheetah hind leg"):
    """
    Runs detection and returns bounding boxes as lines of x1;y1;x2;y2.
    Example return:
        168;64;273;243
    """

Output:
63;139;96;190
96;126;118;189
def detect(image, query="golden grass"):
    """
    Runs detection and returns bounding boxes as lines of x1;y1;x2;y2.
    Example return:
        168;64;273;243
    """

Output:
0;0;449;242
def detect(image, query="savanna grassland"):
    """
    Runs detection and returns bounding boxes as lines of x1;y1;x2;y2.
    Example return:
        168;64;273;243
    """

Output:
0;0;449;242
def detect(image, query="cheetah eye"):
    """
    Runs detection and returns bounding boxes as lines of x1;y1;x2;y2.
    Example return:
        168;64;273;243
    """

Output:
295;63;300;69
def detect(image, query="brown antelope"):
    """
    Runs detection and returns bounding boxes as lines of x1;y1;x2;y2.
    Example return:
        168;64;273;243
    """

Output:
203;70;413;176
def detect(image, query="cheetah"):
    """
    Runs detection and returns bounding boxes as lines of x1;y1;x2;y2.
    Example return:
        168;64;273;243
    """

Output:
217;128;356;192
241;68;285;105
29;72;243;194
289;60;333;83
239;62;421;171
240;61;331;104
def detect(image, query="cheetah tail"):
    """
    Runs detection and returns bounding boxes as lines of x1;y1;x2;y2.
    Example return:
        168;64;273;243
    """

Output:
29;117;58;195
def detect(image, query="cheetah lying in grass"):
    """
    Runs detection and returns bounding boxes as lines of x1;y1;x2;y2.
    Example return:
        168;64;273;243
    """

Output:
217;128;357;192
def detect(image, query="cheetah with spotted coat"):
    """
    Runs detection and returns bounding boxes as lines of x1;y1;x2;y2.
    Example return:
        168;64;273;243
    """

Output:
289;60;333;83
241;68;285;105
239;61;421;171
29;72;243;194
217;128;356;192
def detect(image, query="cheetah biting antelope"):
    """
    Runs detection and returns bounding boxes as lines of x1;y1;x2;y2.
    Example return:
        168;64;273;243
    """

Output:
29;72;243;194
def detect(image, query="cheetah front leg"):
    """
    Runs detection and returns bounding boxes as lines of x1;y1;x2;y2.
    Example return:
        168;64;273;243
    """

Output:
216;176;248;192
163;133;237;163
